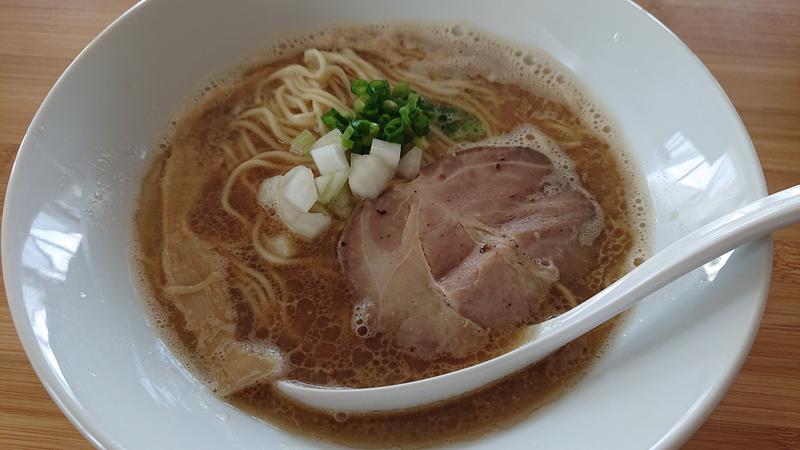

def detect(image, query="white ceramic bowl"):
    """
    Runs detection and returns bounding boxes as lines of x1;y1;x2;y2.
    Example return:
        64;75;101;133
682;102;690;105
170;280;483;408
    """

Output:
2;0;770;448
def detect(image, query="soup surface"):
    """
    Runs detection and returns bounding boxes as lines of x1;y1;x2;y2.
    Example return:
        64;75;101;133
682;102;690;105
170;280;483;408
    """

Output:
135;23;647;447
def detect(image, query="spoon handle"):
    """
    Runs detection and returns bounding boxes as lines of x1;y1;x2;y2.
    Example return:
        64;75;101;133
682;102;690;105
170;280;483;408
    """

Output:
537;185;800;348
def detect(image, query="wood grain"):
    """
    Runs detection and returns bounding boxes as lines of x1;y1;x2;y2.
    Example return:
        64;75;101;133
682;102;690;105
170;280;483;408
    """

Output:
0;1;798;448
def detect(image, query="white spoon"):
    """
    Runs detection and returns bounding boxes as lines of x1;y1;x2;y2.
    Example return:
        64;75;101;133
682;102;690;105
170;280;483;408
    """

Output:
276;185;800;413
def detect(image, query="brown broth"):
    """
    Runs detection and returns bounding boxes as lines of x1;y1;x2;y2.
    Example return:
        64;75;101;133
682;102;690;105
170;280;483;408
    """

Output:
135;27;638;448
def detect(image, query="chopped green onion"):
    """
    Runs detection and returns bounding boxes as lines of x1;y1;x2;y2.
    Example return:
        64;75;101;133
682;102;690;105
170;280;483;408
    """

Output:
350;79;369;96
322;108;350;132
363;106;380;119
407;92;419;111
381;99;398;115
382;117;404;143
418;98;436;118
399;105;411;126
352;119;376;137
412;135;429;150
392;82;410;99
368;79;390;98
320;79;433;156
341;125;355;149
290;129;316;155
342;119;379;154
410;110;430;136
353;97;367;114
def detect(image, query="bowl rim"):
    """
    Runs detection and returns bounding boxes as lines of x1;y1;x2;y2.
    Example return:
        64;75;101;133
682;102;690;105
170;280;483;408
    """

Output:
2;1;771;448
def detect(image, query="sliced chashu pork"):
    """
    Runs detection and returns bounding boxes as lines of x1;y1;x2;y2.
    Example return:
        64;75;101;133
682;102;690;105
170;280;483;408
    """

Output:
340;146;602;360
160;135;282;395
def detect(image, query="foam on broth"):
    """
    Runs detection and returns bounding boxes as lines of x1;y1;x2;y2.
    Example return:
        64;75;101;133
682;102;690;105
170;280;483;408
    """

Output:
134;22;651;448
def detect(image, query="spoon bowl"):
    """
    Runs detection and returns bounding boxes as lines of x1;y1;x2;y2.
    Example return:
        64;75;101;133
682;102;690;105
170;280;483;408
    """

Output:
277;185;800;412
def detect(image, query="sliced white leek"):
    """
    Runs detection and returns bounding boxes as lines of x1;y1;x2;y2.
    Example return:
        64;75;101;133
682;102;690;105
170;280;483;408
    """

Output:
257;175;284;208
312;129;343;150
290;129;316;155
289;212;331;239
397;146;423;179
369;139;402;169
316;170;349;204
349;154;394;199
311;142;349;175
281;166;317;212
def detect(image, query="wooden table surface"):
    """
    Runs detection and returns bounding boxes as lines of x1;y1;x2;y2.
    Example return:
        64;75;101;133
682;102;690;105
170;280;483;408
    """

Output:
1;0;798;448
